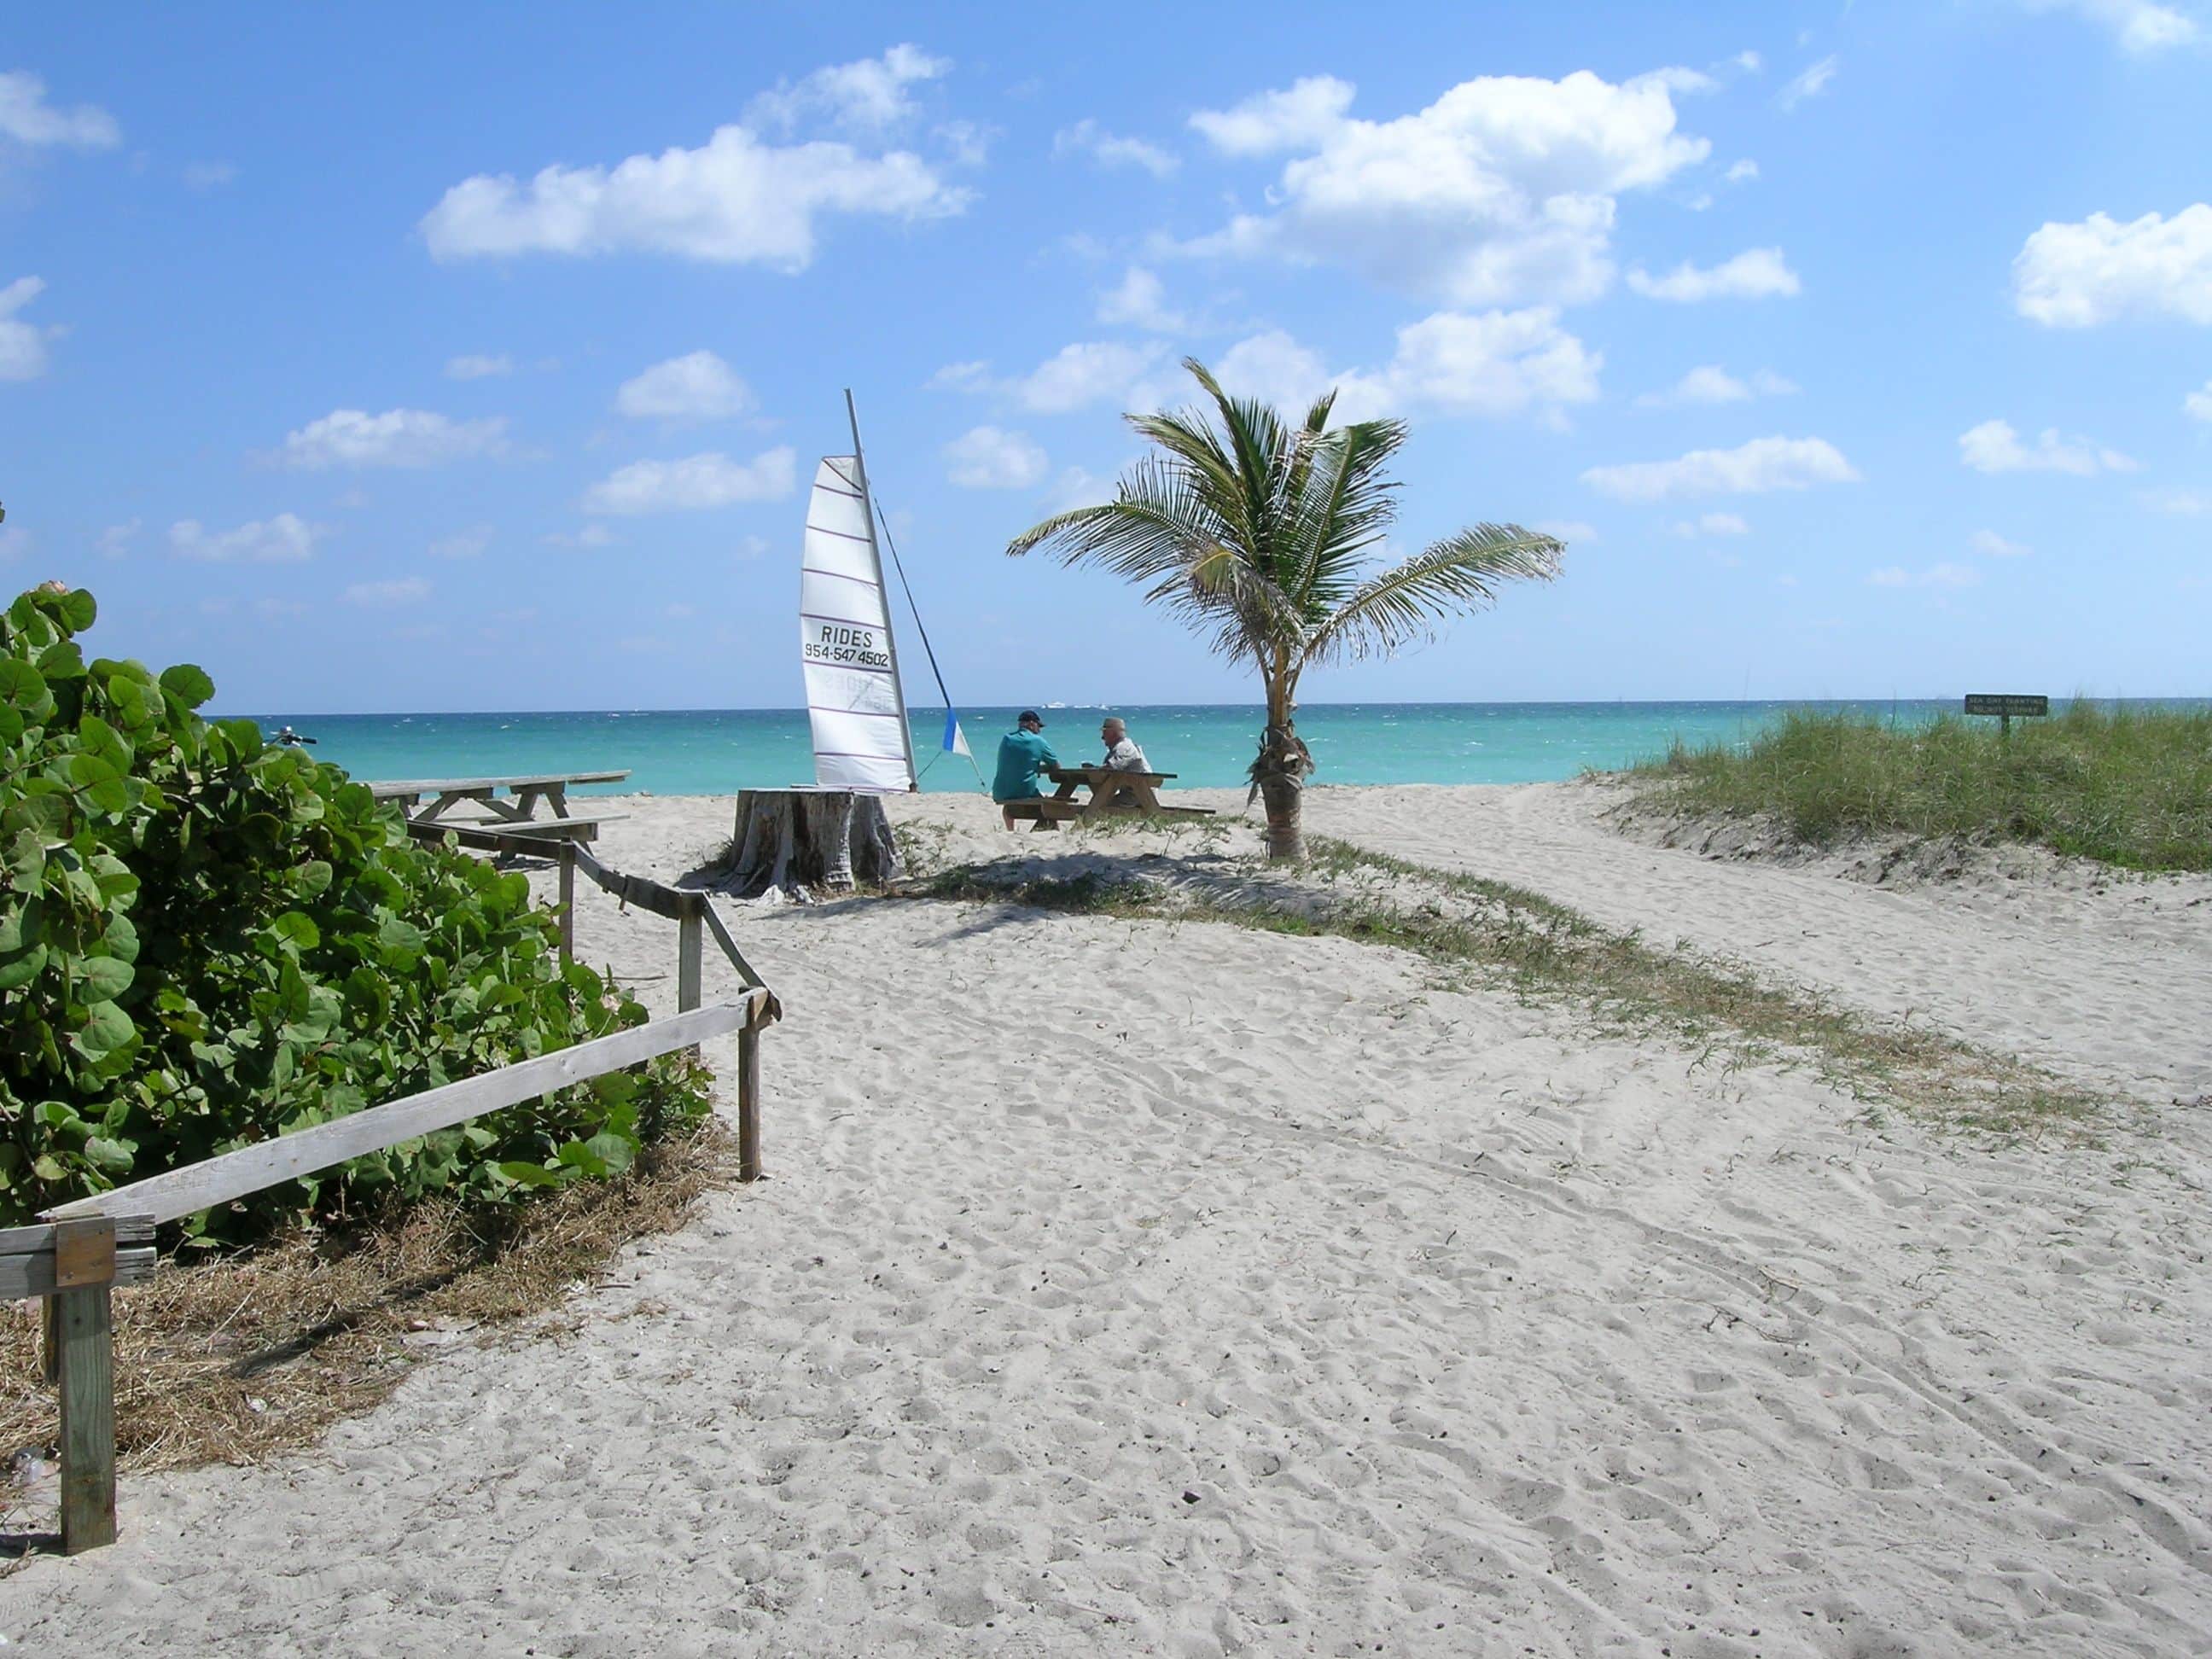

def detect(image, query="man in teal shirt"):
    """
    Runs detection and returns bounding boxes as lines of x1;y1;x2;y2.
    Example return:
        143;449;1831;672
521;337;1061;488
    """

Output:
992;710;1060;828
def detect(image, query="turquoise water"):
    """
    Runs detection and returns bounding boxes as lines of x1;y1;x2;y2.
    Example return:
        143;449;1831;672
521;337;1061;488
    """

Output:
213;701;2194;798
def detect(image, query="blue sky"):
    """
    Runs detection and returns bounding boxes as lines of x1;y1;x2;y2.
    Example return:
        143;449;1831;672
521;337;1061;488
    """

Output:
2;1;2208;713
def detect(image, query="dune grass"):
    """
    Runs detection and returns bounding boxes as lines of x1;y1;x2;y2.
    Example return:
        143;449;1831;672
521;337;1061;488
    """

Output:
1629;702;2212;872
918;839;2112;1141
0;1123;733;1522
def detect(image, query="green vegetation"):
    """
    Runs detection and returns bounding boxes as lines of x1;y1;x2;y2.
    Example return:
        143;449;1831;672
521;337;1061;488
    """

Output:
1006;358;1561;861
0;584;711;1238
920;835;2110;1139
1631;704;2212;873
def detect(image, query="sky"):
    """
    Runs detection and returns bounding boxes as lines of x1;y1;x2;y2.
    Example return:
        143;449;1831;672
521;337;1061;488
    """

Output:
1;1;2208;713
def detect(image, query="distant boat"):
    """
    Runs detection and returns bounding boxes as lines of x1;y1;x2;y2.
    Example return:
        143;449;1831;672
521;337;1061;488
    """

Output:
797;391;969;793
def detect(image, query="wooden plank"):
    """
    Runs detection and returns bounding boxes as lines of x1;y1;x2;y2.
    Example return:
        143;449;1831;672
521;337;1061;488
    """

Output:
45;998;762;1227
1003;799;1088;820
451;815;623;838
367;771;629;798
404;818;605;856
52;1217;115;1289
701;903;767;991
0;1216;155;1259
677;912;703;1014
737;1019;763;1183
0;1246;156;1303
557;844;576;963
568;843;696;921
56;1284;117;1553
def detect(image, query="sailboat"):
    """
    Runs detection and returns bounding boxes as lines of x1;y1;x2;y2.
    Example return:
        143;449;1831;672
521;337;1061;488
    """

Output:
798;392;970;794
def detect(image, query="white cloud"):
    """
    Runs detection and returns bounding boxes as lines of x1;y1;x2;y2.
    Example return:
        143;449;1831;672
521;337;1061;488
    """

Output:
1044;466;1120;514
543;522;616;549
1214;307;1601;422
1534;519;1598;544
0;276;52;381
1627;247;1799;302
2184;380;2212;420
614;350;754;420
944;425;1048;489
0;70;119;149
583;446;796;513
280;408;508;469
1097;267;1191;332
747;44;949;132
2018;0;2201;52
1869;562;1980;590
1778;56;1839;110
1638;364;1796;405
182;160;237;190
938;341;1171;414
1732;51;1765;74
1181;68;1709;307
1053;119;1178;177
343;577;431;608
429;525;493;559
2142;486;2211;514
2013;206;2212;326
421;122;969;268
170;513;324;562
1673;512;1750;537
934;119;993;167
1582;435;1860;501
1958;418;2135;474
1725;159;1759;183
1190;76;1358;155
96;518;139;559
0;526;31;562
1970;529;2033;557
445;352;513;380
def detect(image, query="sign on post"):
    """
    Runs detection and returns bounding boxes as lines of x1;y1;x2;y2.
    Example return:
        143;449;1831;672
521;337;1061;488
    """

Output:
1965;693;2048;736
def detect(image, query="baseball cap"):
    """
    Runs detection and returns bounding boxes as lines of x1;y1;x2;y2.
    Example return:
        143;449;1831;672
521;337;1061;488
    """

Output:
1018;709;1043;725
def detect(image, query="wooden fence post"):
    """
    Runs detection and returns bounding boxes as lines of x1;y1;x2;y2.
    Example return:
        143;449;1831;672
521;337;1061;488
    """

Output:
676;905;702;1014
737;1011;763;1183
55;1282;117;1553
557;844;576;963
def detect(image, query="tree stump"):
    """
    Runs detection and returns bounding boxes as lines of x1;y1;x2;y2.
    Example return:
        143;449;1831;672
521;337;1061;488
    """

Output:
727;789;901;899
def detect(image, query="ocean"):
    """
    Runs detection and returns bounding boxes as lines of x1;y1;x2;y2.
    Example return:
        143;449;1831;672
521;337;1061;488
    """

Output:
215;700;2159;798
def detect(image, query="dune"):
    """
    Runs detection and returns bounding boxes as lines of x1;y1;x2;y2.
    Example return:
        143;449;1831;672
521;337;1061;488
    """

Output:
2;784;2206;1656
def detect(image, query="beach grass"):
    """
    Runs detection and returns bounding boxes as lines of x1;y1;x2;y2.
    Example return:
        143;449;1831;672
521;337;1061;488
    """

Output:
0;1123;732;1504
918;839;2111;1141
1627;703;2212;872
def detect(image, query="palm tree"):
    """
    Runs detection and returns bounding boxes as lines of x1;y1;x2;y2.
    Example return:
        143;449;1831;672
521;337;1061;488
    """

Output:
1006;358;1565;860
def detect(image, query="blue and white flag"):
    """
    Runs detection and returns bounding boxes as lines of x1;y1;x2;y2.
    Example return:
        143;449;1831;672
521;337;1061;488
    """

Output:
942;707;970;758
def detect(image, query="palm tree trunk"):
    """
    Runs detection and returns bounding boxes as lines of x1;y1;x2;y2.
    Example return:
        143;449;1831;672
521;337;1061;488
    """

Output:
1249;665;1313;861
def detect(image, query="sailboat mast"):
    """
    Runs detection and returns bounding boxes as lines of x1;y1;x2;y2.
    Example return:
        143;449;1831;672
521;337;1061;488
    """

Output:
843;388;920;791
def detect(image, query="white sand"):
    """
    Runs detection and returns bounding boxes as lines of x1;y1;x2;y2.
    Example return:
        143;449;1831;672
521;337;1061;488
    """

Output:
3;785;2208;1656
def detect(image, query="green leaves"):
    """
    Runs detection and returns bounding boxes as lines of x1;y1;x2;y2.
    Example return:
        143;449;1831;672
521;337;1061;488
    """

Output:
159;662;215;708
0;582;712;1232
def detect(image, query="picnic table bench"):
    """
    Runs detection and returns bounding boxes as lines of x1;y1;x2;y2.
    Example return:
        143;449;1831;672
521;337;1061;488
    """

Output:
1004;765;1218;830
368;770;629;826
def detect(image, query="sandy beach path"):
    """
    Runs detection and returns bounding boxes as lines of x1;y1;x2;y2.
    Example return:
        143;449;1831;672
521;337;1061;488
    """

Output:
1294;783;2212;1106
0;794;2205;1656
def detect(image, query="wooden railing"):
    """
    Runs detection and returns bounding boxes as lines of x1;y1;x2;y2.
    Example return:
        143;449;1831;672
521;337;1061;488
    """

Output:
9;833;777;1555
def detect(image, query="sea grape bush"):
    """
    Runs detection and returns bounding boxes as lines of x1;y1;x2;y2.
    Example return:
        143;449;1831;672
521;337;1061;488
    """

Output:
0;584;711;1238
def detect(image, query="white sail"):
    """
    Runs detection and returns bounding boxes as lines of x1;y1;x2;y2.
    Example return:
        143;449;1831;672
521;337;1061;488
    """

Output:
800;454;916;793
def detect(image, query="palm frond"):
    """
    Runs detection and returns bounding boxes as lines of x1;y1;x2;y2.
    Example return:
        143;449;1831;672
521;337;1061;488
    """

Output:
1302;524;1563;667
1280;418;1406;614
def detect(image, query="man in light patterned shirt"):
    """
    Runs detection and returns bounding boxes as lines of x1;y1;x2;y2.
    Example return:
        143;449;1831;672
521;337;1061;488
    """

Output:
1099;716;1149;772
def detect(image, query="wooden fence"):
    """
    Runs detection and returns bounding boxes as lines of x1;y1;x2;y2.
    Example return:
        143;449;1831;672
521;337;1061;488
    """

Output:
10;830;777;1554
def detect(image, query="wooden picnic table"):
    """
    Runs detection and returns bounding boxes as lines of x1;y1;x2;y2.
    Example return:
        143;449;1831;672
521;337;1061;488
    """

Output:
366;770;629;827
1004;765;1216;830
